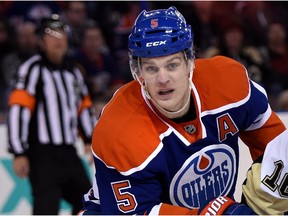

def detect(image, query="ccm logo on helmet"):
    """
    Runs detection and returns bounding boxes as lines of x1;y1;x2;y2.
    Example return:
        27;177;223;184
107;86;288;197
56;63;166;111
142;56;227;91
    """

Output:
146;40;167;47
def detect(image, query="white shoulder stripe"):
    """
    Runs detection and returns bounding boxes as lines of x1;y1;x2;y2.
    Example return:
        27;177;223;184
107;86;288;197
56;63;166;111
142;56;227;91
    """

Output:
201;86;251;117
93;139;164;176
251;80;268;98
200;67;251;117
148;203;162;215
191;83;207;139
245;105;272;131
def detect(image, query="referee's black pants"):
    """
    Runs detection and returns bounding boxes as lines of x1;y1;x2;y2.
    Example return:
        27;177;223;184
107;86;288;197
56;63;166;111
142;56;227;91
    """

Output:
27;144;92;215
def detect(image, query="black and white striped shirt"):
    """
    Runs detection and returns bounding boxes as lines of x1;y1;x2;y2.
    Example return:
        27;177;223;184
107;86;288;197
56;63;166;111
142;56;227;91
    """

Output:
8;54;96;156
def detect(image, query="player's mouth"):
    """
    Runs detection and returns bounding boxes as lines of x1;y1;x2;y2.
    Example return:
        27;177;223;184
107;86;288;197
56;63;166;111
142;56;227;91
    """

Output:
158;89;174;99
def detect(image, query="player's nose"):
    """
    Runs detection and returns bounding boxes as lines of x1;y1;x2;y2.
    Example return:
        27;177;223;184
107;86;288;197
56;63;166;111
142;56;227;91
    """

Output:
156;69;170;84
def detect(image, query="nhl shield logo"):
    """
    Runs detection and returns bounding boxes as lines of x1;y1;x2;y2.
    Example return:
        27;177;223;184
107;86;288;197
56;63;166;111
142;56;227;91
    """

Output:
184;124;196;134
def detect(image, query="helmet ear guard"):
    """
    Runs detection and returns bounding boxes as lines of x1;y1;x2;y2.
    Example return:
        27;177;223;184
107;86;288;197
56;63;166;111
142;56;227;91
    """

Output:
129;53;147;88
129;53;140;79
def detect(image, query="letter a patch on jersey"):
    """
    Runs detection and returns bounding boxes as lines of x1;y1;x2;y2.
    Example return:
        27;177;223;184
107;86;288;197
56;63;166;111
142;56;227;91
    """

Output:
217;113;238;142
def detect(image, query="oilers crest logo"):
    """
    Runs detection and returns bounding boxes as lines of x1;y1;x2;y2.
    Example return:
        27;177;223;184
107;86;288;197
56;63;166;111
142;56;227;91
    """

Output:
170;144;236;209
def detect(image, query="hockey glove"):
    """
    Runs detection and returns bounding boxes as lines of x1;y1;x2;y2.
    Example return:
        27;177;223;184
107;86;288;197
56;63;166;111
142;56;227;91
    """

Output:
198;196;256;215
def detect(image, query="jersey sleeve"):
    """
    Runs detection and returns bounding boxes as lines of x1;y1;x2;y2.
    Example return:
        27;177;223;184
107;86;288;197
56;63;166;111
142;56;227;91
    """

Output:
241;129;288;215
80;177;101;215
239;81;288;214
7;57;40;156
242;141;288;215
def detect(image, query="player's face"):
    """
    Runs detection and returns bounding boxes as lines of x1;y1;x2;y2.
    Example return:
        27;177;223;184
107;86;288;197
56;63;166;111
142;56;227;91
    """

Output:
140;52;192;112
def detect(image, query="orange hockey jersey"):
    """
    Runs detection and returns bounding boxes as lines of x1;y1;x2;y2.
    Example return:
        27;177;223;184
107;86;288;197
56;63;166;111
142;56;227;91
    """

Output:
82;56;288;215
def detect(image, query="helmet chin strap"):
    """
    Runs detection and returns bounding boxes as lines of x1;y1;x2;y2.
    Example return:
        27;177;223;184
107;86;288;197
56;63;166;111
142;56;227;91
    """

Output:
134;57;194;118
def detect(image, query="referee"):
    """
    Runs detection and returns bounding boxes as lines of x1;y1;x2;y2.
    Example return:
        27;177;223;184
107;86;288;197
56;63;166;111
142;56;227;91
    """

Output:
7;14;96;215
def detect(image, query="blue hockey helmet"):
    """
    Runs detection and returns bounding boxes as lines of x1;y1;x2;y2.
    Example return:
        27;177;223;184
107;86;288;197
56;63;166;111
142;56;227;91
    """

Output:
128;6;194;58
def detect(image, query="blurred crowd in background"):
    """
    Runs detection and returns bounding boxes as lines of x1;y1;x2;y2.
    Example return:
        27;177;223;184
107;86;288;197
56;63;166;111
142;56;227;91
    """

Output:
1;1;288;124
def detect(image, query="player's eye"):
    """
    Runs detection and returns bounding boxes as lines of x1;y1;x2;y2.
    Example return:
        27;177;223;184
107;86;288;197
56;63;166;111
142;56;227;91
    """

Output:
166;63;179;71
144;66;159;73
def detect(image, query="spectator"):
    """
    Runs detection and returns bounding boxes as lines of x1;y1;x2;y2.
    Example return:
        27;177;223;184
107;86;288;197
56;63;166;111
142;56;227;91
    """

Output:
259;22;288;109
235;1;288;46
0;19;12;63
73;23;124;100
276;89;288;111
4;1;63;27
61;1;95;55
1;20;38;115
0;18;13;121
203;19;267;84
112;2;153;83
177;1;221;57
7;14;95;215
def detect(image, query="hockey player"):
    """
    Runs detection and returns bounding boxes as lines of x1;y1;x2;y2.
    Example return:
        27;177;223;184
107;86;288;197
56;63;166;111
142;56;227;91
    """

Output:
79;6;288;215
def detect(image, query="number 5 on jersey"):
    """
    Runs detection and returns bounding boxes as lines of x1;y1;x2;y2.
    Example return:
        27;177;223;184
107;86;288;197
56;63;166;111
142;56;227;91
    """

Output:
111;180;138;213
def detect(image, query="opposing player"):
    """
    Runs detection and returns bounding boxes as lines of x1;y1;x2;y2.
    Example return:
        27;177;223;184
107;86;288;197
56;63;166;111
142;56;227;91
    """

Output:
79;6;288;215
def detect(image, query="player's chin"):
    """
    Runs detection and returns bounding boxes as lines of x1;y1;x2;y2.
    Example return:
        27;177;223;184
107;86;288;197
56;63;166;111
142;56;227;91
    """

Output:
156;100;176;111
